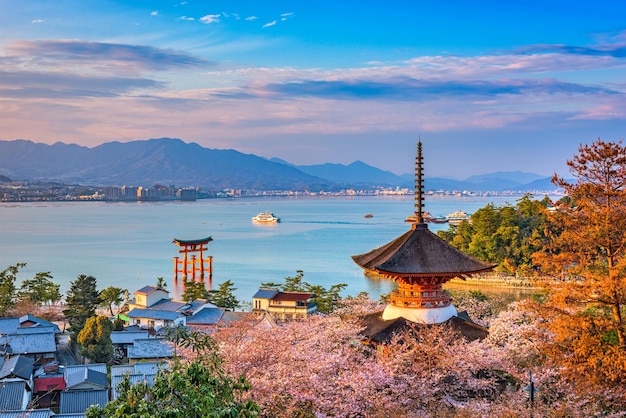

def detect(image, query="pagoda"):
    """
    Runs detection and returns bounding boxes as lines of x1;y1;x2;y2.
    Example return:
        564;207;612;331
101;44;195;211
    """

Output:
352;141;494;324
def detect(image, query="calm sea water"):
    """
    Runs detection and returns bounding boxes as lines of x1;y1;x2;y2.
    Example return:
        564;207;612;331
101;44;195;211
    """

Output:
1;195;533;302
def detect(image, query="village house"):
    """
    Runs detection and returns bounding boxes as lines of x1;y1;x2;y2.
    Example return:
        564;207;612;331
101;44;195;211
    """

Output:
0;355;34;411
60;364;108;414
0;316;60;365
252;289;317;320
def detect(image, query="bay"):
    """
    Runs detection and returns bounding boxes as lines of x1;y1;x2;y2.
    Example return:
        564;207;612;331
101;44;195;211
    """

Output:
1;194;539;303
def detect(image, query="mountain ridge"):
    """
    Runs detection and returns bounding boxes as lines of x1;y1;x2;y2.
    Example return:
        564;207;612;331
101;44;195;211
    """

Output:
0;138;561;192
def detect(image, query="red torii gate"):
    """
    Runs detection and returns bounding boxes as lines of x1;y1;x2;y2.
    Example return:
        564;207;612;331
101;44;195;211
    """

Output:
172;237;213;284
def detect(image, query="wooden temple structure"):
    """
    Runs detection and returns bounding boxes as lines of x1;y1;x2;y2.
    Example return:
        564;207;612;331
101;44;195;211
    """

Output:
352;141;495;324
173;237;213;283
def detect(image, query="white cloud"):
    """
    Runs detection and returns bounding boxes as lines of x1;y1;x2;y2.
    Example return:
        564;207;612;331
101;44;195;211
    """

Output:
179;16;194;21
281;12;294;18
262;20;277;28
245;16;258;21
150;11;158;16
31;19;43;23
200;14;221;24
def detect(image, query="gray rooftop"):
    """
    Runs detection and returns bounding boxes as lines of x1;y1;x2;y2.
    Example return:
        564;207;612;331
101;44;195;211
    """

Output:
60;389;108;414
127;338;173;360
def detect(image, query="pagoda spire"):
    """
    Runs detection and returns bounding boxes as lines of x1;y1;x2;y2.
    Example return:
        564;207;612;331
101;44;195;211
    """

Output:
413;139;426;229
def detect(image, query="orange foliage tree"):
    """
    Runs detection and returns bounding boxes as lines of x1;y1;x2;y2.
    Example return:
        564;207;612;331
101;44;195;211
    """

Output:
534;138;626;388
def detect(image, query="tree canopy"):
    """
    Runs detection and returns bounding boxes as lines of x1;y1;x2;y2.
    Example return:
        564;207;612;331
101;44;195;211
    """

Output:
77;315;114;364
437;194;551;275
0;263;22;316
532;138;626;387
99;286;126;316
63;274;101;340
17;271;61;305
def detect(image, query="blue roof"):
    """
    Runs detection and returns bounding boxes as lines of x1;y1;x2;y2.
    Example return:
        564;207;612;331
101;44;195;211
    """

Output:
60;389;108;414
0;355;34;380
66;368;108;390
134;285;163;295
0;410;53;418
149;299;188;312
0;332;56;355
186;307;224;325
64;364;107;380
252;289;279;299
125;308;181;321
0;381;27;410
0;319;20;335
127;338;173;360
19;315;61;333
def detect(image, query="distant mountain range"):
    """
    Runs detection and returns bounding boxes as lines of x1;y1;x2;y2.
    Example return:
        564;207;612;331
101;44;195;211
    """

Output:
0;138;561;192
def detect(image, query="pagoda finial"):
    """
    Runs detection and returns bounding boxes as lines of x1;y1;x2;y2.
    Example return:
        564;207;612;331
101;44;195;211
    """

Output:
413;138;426;229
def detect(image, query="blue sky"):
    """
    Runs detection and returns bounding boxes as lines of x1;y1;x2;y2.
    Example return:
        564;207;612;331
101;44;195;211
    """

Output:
1;1;625;178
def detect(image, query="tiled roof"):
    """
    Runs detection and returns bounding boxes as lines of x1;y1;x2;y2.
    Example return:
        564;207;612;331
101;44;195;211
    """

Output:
148;299;188;312
125;308;181;321
127;338;173;360
110;331;149;345
0;332;56;355
110;362;163;377
352;226;495;277
15;326;57;335
0;319;20;335
186;307;224;326
0;355;34;380
64;364;106;380
66;368;108;390
134;285;162;295
0;380;27;410
0;409;53;418
59;389;108;414
272;292;314;302
252;289;279;299
18;315;61;333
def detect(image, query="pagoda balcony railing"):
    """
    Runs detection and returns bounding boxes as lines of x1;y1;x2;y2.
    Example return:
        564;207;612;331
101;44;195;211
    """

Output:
388;289;451;309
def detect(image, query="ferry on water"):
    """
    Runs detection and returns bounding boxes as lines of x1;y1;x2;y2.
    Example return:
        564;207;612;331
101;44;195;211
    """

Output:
445;210;471;225
252;211;280;223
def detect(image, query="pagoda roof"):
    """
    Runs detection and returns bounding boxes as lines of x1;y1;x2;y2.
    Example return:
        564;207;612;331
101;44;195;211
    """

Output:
173;237;212;246
352;224;495;278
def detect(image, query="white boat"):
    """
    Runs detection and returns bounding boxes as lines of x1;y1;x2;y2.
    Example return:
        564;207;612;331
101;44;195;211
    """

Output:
446;210;470;225
252;211;280;223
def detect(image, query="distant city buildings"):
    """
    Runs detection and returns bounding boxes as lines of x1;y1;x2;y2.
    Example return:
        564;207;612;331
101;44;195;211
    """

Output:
0;179;563;202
